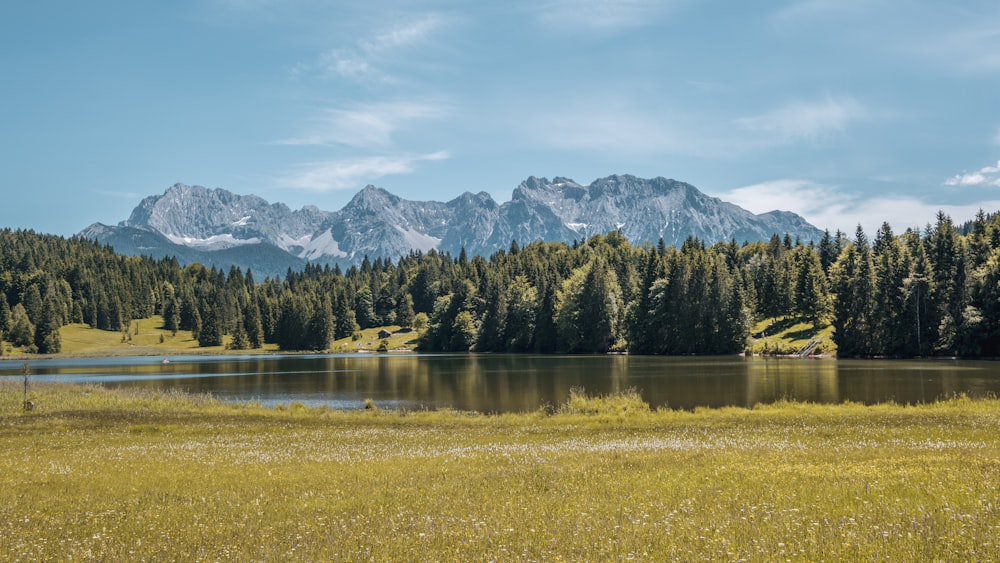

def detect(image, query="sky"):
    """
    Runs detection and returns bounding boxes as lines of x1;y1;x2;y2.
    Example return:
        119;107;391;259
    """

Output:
3;0;1000;239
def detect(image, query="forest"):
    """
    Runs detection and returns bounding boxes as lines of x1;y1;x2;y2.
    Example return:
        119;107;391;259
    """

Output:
2;209;1000;358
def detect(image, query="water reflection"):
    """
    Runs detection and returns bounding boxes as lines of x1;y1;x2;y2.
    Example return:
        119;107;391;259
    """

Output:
3;354;1000;412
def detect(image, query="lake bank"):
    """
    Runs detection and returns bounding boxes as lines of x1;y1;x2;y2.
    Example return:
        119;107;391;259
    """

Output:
6;353;1000;412
2;383;999;560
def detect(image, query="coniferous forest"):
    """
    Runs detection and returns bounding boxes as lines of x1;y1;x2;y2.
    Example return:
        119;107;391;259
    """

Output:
2;209;1000;358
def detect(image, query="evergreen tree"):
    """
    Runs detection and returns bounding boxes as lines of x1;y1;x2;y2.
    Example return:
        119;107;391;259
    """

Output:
395;293;415;328
831;227;876;356
161;282;180;335
274;292;310;350
556;259;619;353
504;275;538;352
355;286;378;329
792;245;829;326
243;297;264;348
228;322;250;350
817;229;839;274
533;277;559;353
0;293;10;334
475;275;508;352
34;291;62;354
197;302;223;347
450;310;478;351
306;296;334;351
8;303;35;348
334;290;358;340
871;223;908;355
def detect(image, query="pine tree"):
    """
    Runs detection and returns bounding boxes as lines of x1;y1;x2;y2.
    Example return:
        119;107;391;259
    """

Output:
8;303;35;348
306;296;334;351
871;223;907;355
0;293;10;334
243;297;264;348
395;293;415;328
33;291;62;354
831;226;876;356
161;282;180;335
197;302;223;347
334;290;358;340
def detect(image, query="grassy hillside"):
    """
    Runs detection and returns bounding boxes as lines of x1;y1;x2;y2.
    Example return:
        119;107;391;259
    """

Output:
330;325;422;353
1;316;281;358
2;316;417;358
746;315;837;356
3;313;834;358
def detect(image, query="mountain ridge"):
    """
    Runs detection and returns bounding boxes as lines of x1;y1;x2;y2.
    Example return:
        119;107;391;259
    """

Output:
80;175;825;279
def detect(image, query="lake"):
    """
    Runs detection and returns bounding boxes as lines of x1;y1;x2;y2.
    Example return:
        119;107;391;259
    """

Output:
3;354;1000;413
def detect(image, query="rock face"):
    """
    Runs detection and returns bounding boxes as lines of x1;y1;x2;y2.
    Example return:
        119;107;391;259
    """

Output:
80;176;825;278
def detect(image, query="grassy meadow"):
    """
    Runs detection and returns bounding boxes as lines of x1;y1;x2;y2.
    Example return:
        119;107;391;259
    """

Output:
2;316;421;358
2;382;999;561
747;316;837;356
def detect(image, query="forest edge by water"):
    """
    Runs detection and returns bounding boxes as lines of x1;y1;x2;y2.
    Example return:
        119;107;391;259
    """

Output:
2;209;999;359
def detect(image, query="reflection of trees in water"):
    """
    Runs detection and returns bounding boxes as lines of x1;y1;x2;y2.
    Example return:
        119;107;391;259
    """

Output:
744;359;838;408
15;356;1000;413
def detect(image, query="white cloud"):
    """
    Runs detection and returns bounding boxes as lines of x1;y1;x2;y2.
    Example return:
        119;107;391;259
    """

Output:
275;101;450;149
361;16;441;54
315;15;444;81
945;160;1000;187
720;179;1000;236
281;151;450;192
720;179;854;230
735;95;869;142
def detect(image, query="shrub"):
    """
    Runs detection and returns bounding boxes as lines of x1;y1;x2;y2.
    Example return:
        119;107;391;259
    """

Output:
559;387;650;416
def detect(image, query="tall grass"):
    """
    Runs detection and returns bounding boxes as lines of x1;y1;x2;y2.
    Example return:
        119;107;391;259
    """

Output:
2;382;999;560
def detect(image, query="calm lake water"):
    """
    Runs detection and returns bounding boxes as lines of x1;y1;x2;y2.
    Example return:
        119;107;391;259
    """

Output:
3;354;1000;413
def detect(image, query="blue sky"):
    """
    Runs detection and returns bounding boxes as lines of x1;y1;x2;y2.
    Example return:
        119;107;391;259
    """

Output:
3;0;1000;238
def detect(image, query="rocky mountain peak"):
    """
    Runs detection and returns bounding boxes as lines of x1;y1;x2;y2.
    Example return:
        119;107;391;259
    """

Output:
81;174;826;279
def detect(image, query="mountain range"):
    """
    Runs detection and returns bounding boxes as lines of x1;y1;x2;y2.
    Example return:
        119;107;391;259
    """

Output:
80;175;825;279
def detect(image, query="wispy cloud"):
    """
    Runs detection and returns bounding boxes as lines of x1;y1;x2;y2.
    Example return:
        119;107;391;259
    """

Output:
734;95;869;143
306;15;445;82
945;160;1000;187
276;100;452;191
721;179;1000;236
914;24;1000;75
361;16;441;54
721;179;854;231
531;0;679;32
275;101;450;149
281;151;450;191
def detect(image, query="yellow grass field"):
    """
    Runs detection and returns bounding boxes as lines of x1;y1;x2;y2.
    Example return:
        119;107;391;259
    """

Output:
2;383;998;561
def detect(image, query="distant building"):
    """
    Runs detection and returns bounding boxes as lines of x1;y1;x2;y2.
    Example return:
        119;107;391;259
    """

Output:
377;329;392;339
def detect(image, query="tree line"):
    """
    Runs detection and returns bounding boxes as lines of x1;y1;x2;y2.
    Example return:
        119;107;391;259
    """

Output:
2;210;1000;357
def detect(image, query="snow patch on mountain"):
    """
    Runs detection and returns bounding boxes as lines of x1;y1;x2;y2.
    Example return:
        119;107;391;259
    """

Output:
396;226;442;253
83;175;825;273
298;229;347;260
164;233;261;250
